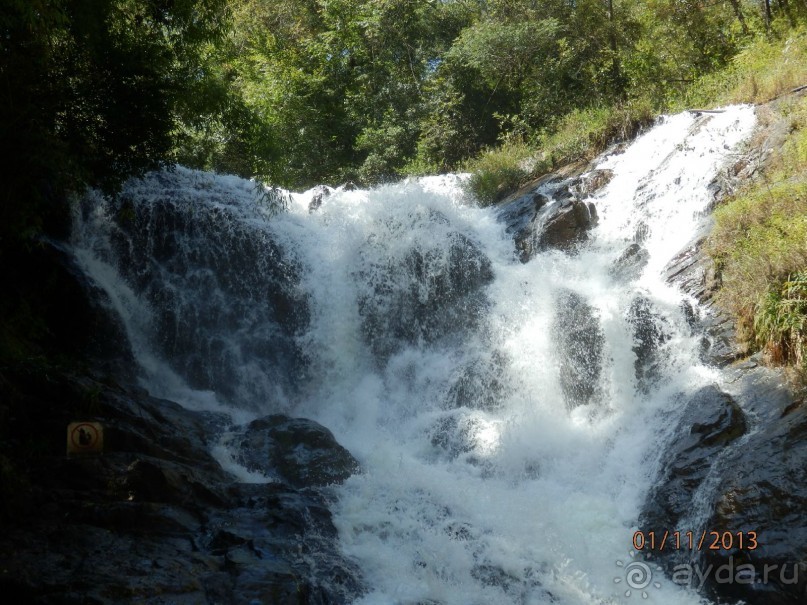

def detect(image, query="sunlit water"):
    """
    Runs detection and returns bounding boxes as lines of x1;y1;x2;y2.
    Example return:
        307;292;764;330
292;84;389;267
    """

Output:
72;107;756;604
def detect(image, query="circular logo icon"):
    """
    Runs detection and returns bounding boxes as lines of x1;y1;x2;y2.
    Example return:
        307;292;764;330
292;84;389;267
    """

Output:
625;561;653;590
615;553;662;599
71;423;99;449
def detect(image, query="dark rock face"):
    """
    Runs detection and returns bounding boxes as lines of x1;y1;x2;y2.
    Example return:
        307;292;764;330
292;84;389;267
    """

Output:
444;350;508;410
574;169;614;197
539;199;599;252
610;243;650;281
88;172;310;406
496;190;550;262
308;185;332;213
552;290;604;408
0;370;363;604
664;235;744;366
232;415;360;488
470;563;557;603
642;386;747;537
626;295;671;393
692;384;807;605
496;178;599;262
641;373;807;605
429;414;483;461
3;240;135;378
357;228;493;362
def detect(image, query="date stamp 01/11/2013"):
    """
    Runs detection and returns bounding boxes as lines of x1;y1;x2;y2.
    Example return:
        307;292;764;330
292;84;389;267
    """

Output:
632;530;759;553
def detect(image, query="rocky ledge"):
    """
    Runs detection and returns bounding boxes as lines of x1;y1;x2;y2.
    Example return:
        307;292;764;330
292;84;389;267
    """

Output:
0;366;363;604
495;167;603;262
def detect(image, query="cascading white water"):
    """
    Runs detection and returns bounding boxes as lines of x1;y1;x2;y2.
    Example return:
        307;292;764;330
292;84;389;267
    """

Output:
71;106;756;605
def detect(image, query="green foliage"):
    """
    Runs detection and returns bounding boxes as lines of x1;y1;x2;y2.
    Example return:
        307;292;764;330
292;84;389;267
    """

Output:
539;99;656;166
624;0;743;106
708;94;807;376
754;273;807;371
464;139;535;206
0;0;229;252
679;24;807;108
464;98;655;204
254;182;291;217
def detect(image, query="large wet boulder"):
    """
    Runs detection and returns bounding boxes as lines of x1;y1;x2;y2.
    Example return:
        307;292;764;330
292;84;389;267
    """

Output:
640;375;807;604
664;235;744;367
232;415;360;488
444;350;508;411
626;295;671;393
642;386;747;538
552;290;605;408
80;168;310;407
610;243;650;281
496;180;598;261
574;168;614;197
539;199;599;251
693;393;807;605
1;239;135;378
640;378;807;605
496;189;551;262
357;225;494;362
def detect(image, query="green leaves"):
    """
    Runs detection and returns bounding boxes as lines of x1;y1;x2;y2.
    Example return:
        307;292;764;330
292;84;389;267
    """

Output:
447;19;561;90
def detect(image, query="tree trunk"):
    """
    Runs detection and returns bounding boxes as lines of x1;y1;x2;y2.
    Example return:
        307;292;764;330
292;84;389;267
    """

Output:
728;0;749;35
762;0;772;30
607;0;624;98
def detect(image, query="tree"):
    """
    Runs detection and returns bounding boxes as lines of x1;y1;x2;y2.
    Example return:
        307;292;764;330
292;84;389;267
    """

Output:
0;0;229;250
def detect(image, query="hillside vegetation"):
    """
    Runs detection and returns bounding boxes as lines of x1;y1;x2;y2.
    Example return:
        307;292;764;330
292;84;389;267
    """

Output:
705;38;807;379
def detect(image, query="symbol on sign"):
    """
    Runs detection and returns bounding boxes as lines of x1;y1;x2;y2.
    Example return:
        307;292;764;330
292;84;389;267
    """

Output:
67;422;104;455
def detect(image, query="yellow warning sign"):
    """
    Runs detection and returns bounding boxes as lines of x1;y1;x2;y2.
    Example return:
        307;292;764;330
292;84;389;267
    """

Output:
67;422;104;455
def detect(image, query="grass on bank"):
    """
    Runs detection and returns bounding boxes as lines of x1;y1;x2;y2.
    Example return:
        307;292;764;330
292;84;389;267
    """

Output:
465;98;656;206
708;94;807;378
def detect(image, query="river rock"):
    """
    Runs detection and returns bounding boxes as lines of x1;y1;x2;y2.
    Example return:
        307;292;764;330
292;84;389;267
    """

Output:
539;199;598;251
552;290;604;408
575;168;614;197
357;226;494;362
626;294;671;393
693;383;807;605
232;415;360;488
496;180;598;261
641;386;748;540
5;240;135;378
308;184;332;212
610;243;650;281
444;350;508;410
664;235;744;366
96;169;311;405
642;371;807;605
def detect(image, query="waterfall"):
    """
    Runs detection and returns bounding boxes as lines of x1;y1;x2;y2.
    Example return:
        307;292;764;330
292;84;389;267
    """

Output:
71;106;756;604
